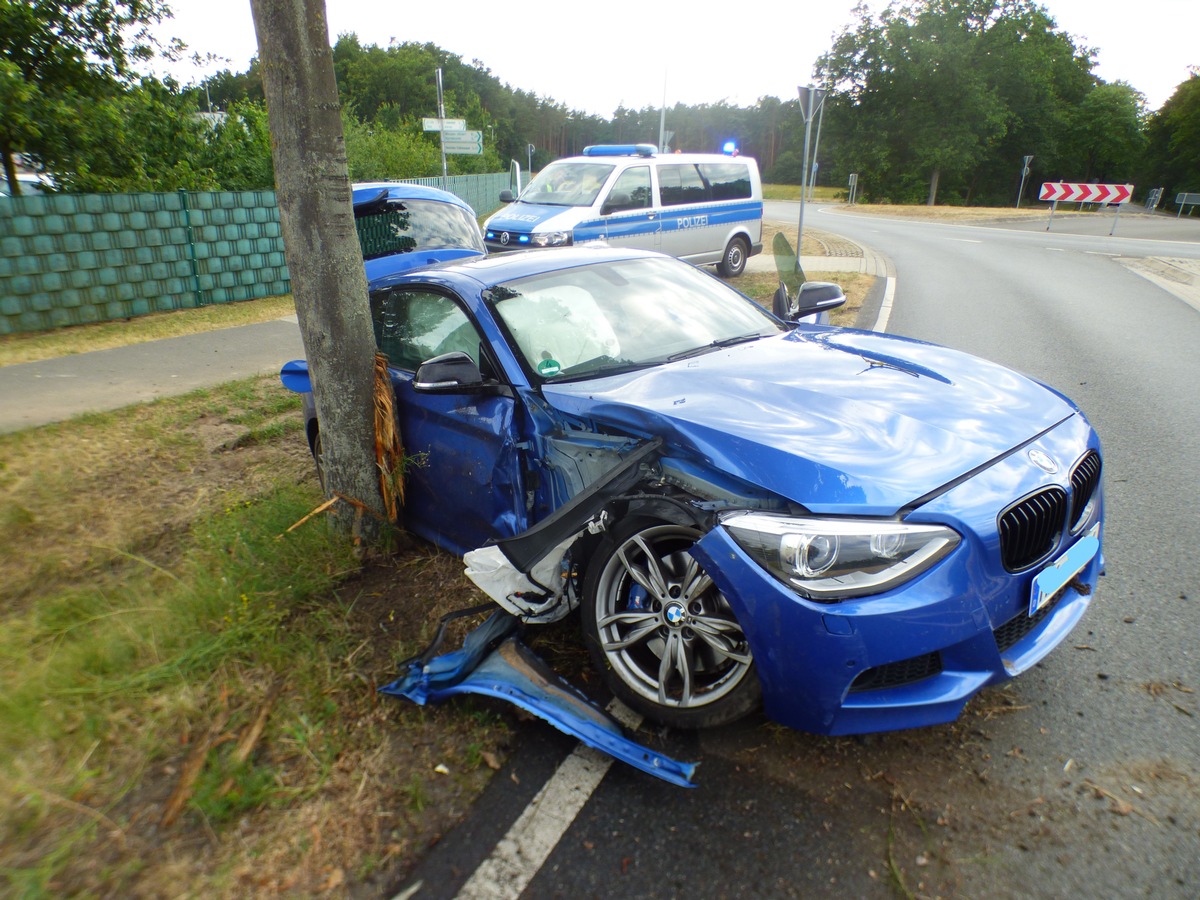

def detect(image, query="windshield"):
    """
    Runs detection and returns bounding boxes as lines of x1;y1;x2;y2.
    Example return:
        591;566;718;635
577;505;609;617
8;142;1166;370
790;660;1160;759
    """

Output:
519;162;614;207
491;257;784;381
356;199;485;260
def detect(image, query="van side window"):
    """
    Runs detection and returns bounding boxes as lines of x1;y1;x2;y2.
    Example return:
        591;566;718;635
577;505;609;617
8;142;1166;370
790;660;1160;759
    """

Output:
370;288;481;372
699;163;752;201
658;164;707;207
602;166;652;214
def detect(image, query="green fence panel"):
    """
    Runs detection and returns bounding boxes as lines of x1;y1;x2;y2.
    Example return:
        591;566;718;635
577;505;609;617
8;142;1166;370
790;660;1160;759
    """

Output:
0;174;508;335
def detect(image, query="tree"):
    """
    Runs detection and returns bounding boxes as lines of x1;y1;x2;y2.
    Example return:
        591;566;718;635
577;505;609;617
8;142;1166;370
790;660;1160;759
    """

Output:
1143;71;1200;208
0;0;174;193
815;0;1100;205
250;0;389;542
1062;82;1146;183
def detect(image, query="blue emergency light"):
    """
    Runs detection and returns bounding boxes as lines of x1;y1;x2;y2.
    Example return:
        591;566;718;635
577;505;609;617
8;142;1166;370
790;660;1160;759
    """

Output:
582;144;658;157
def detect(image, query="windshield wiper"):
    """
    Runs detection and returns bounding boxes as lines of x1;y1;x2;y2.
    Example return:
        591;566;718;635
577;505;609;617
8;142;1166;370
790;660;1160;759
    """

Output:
667;332;767;362
547;358;656;381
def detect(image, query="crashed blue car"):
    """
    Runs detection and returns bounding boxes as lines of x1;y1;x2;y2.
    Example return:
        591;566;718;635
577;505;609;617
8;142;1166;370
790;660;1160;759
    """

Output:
283;246;1104;742
351;181;486;280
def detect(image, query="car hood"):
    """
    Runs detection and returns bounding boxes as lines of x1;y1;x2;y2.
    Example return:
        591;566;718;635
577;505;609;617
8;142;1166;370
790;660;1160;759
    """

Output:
486;203;581;232
541;328;1076;514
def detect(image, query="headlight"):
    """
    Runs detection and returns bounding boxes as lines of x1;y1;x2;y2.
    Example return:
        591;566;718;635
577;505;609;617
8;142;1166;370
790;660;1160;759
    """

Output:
529;231;572;247
722;512;960;601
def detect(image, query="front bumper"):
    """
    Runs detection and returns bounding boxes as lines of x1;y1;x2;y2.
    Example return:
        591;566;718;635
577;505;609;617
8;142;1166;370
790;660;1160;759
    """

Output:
690;425;1104;736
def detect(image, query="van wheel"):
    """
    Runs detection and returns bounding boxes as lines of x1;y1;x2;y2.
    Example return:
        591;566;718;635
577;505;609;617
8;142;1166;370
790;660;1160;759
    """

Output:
716;236;749;277
581;517;761;729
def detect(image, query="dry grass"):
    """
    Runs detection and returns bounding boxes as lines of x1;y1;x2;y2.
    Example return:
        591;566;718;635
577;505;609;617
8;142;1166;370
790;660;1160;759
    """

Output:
761;220;825;257
834;202;1066;222
0;377;510;898
733;269;873;328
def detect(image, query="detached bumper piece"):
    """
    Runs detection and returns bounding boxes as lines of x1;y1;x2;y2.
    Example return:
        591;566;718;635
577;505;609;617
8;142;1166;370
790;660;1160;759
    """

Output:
379;609;697;788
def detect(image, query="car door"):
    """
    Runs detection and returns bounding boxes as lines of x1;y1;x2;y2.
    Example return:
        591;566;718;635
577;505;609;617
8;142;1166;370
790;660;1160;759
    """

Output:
600;165;661;252
371;285;528;555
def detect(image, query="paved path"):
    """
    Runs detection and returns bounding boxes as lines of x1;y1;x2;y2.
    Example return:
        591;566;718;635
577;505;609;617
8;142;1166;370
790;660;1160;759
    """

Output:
0;316;304;433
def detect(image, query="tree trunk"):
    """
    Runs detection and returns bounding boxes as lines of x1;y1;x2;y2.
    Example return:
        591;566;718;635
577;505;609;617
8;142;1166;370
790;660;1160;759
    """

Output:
1;143;21;197
927;167;940;206
250;0;388;543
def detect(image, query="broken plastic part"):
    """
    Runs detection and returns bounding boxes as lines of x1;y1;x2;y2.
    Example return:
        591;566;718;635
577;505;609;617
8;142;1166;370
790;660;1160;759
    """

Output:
463;535;578;623
461;437;659;625
379;610;697;788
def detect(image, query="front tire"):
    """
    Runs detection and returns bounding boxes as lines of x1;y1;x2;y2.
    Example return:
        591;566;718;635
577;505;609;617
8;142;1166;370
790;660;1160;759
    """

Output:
716;236;749;277
581;518;761;729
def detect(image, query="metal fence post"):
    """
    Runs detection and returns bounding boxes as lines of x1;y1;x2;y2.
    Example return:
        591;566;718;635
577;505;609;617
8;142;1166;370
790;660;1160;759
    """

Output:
179;189;204;308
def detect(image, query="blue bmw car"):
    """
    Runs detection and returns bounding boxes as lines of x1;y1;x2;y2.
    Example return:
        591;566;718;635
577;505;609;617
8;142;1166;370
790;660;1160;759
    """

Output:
283;246;1103;738
351;181;486;281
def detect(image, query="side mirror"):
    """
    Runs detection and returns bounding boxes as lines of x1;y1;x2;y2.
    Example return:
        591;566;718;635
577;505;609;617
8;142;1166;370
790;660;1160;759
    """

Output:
601;191;631;215
774;281;846;324
499;189;515;203
795;282;846;319
414;351;484;392
280;358;312;394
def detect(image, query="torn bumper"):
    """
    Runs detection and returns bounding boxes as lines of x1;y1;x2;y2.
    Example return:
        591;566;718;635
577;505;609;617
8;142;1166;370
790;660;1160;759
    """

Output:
379;611;697;787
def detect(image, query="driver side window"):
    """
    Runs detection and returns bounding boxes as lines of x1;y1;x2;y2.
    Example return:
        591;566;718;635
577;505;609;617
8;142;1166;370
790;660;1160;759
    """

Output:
370;288;481;372
602;166;652;214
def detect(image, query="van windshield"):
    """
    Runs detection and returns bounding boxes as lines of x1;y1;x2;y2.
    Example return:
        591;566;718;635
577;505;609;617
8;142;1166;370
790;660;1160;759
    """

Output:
519;163;613;207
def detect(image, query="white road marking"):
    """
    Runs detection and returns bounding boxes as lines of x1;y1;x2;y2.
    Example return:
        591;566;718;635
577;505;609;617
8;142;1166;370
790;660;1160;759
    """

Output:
445;702;644;900
875;276;896;334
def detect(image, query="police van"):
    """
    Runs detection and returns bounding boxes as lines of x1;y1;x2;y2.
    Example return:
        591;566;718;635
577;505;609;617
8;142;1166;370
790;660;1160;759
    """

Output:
483;144;763;276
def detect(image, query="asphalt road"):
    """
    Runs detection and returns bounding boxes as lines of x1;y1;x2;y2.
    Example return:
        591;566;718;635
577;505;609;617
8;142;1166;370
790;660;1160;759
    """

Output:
394;206;1200;899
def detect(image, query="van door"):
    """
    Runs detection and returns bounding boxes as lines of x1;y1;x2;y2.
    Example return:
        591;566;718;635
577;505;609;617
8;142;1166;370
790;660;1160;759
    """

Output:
599;165;660;252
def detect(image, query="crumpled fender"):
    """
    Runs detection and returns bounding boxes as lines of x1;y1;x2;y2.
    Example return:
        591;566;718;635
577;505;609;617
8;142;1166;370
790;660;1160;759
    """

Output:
379;611;697;787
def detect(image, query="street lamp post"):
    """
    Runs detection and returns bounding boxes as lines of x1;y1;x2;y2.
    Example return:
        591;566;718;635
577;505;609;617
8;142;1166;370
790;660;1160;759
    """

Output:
796;85;827;275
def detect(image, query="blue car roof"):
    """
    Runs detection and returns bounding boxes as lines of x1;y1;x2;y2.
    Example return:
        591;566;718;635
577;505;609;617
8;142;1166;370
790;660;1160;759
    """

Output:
375;247;668;293
351;181;475;214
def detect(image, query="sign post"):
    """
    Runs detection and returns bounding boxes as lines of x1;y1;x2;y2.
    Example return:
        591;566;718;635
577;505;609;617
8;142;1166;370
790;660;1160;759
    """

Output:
1038;182;1134;234
1176;192;1200;217
1016;155;1033;208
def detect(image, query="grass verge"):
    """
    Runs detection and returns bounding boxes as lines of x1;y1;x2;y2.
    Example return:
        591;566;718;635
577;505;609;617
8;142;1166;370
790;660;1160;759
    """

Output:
0;377;510;897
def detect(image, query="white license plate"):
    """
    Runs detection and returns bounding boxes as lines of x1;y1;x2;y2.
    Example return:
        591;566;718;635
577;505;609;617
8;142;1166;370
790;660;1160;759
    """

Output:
1029;526;1100;616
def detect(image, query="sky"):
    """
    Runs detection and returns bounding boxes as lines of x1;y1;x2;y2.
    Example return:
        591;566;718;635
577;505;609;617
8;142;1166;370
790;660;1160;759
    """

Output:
149;0;1197;115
